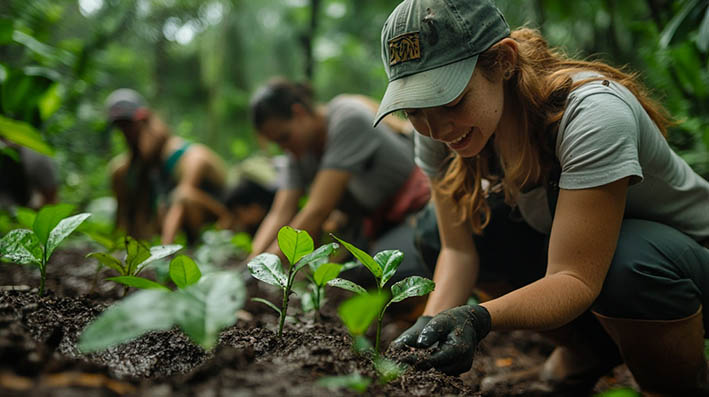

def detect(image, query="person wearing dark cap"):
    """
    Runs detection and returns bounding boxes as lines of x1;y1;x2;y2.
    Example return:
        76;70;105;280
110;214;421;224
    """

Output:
0;138;58;210
376;0;709;395
247;77;432;288
106;88;229;244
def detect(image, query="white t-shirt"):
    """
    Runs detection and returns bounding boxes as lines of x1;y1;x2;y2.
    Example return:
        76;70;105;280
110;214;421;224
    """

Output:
415;75;709;241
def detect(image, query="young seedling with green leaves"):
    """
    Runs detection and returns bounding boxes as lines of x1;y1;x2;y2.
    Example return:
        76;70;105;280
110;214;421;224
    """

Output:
78;259;245;352
0;203;90;295
247;226;338;337
87;236;182;295
321;291;407;391
298;260;363;317
329;235;435;353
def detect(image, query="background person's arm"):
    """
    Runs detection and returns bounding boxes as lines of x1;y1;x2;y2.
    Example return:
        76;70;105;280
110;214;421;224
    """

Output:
258;169;351;258
287;168;350;242
250;188;302;258
161;145;227;243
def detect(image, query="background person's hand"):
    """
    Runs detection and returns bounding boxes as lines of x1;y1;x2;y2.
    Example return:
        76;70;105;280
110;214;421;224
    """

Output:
416;305;491;376
390;315;432;350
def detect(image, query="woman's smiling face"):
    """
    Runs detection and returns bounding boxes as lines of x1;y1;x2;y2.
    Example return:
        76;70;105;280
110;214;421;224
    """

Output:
404;67;505;158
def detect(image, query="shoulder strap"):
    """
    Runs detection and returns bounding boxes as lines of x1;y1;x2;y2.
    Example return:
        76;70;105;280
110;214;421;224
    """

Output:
164;141;191;176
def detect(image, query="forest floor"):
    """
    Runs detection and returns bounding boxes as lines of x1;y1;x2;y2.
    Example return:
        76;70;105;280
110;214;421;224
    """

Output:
0;246;639;396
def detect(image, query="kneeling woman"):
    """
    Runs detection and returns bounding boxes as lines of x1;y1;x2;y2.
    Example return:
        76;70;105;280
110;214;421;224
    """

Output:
376;0;709;395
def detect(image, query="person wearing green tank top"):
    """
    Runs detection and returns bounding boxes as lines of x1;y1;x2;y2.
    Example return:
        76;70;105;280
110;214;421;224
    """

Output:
105;88;229;244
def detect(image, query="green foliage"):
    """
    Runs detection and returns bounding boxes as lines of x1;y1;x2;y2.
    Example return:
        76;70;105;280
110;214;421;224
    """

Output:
317;372;371;393
0;204;90;294
78;270;246;352
330;234;435;353
593;388;641;397
338;290;389;337
247;226;338;337
372;355;407;384
87;236;182;295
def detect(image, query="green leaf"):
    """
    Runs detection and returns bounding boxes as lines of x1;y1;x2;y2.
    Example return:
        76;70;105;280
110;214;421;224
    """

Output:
296;241;338;273
247;253;287;288
106;276;170;291
173;271;246;349
313;263;342;287
14;207;36;229
317;372;371;393
338;290;389;336
330;234;382;279
659;0;702;48
327;278;367;295
231;231;252;254
390;276;435;304
32;203;74;246
0;229;42;266
252;297;282;316
139;244;183;270
300;290;316;313
124;237;151;276
594;388;641;397
373;356;407;384
169;255;201;289
352;334;374;354
78;289;174;352
0;115;54;156
38;83;62;121
87;252;125;275
0;18;13;44
374;250;404;288
277;226;313;265
697;5;709;53
46;213;90;258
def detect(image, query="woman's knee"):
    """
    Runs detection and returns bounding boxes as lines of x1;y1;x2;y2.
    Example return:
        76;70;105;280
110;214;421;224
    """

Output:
595;219;706;320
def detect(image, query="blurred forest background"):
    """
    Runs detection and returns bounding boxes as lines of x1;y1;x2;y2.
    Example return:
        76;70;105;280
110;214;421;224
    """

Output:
1;0;708;218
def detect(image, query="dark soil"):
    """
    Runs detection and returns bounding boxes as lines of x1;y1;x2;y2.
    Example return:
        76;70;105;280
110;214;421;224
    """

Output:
0;246;638;396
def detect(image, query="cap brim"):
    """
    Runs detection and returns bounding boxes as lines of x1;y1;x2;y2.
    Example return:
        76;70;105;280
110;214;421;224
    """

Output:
373;56;478;127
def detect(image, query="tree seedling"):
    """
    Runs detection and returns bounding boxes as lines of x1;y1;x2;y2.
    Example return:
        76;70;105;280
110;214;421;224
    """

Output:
326;291;407;390
298;260;363;318
87;236;182;295
0;204;90;295
78;261;245;352
247;226;338;337
329;235;435;353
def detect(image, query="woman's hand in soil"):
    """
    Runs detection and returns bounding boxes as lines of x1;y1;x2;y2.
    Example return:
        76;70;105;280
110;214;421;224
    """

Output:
416;305;491;376
390;315;432;349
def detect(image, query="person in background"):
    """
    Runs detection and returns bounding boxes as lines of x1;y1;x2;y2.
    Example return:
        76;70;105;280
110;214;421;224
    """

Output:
375;0;709;395
247;77;431;287
223;177;276;236
105;88;229;244
0;138;58;210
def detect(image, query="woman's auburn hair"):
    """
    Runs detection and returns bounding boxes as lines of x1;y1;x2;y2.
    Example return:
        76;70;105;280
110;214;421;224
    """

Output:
437;28;672;234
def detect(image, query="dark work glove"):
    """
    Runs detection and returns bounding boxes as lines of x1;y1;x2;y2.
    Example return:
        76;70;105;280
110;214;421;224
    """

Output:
390;315;432;350
416;305;491;376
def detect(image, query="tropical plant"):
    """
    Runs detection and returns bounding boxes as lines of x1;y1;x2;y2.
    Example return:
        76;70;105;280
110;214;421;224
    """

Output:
0;203;90;294
78;268;246;352
86;236;182;295
246;226;338;337
329;235;435;353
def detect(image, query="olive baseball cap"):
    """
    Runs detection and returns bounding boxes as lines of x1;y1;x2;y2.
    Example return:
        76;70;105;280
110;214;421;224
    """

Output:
374;0;510;127
105;88;147;123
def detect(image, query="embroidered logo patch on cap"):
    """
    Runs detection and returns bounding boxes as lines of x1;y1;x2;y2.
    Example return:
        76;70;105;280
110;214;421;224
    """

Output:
388;32;421;66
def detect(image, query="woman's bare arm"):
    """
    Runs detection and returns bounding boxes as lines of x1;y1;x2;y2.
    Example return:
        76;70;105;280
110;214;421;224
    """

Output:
481;177;629;330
